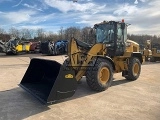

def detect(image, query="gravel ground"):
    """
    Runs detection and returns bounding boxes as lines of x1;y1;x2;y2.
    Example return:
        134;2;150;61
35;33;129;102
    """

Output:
0;54;160;120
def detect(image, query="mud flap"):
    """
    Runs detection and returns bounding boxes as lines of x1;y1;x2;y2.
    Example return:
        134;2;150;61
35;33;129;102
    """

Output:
19;58;77;104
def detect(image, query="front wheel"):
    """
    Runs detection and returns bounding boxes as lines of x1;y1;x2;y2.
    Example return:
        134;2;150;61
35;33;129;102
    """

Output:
125;57;141;81
86;58;113;92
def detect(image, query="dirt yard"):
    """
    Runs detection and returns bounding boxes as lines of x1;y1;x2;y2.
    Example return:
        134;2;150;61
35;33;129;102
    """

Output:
0;54;160;120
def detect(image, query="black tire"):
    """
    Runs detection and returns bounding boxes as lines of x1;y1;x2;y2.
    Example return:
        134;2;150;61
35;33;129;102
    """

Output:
86;58;113;92
125;57;141;81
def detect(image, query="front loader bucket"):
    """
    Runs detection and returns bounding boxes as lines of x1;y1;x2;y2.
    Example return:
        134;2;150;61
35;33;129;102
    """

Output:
19;58;77;104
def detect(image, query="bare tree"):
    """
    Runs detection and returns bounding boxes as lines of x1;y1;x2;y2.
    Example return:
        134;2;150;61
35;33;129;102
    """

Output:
64;27;81;40
0;28;10;42
58;27;65;40
81;27;90;42
36;28;45;41
20;28;32;40
0;27;8;42
0;28;6;34
9;27;19;38
47;31;59;41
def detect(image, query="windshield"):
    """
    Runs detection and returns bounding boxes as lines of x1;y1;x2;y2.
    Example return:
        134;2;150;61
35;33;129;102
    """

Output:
96;24;115;43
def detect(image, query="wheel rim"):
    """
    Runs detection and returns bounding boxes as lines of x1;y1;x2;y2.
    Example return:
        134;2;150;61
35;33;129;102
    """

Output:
132;63;139;76
99;67;110;84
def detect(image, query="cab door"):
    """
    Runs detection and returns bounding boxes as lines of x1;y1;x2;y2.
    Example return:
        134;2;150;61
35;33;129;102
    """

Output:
115;23;127;56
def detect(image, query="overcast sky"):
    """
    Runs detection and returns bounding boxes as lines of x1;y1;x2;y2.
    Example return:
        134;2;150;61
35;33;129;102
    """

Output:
0;0;159;35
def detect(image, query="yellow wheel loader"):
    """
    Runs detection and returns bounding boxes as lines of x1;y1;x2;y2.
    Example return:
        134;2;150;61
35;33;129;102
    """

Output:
150;48;160;62
19;20;143;104
142;40;160;62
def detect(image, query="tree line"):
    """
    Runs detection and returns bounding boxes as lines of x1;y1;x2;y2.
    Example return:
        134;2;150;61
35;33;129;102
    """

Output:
0;26;160;48
0;27;94;43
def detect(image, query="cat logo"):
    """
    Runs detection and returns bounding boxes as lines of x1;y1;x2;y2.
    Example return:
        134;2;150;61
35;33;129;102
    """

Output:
65;74;73;78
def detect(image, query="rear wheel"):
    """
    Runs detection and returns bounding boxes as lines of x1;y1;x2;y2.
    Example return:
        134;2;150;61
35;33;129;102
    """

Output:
86;58;113;92
125;57;141;80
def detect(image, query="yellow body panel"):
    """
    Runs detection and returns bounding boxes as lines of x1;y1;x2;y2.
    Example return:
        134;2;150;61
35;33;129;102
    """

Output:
112;57;128;73
16;45;23;52
25;45;30;51
15;44;30;52
152;48;160;57
143;49;152;56
126;39;139;52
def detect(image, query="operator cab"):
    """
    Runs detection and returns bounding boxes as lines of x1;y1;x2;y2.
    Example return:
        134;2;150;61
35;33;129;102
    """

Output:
94;19;128;57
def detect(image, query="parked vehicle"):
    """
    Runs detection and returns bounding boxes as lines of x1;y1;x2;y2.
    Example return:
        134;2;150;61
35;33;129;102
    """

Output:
40;40;68;55
40;40;55;55
29;41;41;53
54;40;68;55
0;38;30;55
